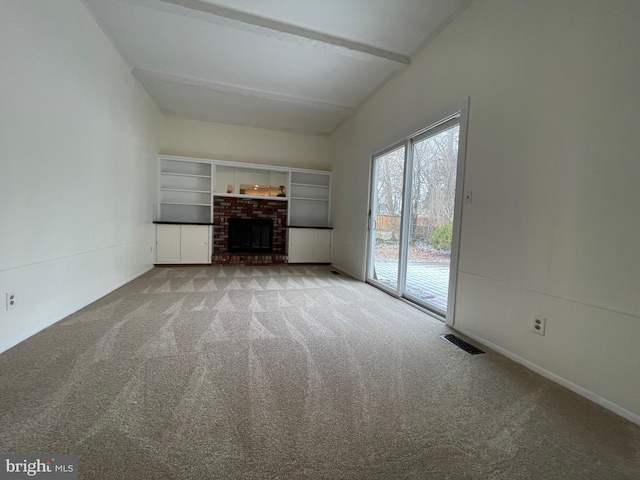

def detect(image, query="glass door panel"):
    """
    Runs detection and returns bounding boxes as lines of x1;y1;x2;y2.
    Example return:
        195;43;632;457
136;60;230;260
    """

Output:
367;146;406;292
366;111;463;321
404;125;459;314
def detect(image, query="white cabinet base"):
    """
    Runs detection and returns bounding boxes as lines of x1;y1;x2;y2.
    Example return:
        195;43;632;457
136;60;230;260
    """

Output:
156;224;181;263
180;225;211;264
156;224;212;264
288;228;332;263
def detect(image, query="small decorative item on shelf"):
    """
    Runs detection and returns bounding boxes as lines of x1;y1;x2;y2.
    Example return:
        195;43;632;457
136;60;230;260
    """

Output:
277;185;286;197
227;185;234;194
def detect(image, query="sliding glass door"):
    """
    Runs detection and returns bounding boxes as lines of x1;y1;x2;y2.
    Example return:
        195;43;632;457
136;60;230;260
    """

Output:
403;124;459;315
367;114;463;319
367;145;406;293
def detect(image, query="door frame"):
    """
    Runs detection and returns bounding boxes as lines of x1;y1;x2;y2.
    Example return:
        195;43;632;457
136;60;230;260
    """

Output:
366;141;408;297
365;98;470;327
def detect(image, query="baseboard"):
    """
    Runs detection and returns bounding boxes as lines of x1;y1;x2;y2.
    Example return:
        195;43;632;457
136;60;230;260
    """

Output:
330;264;360;280
0;265;154;355
453;326;640;427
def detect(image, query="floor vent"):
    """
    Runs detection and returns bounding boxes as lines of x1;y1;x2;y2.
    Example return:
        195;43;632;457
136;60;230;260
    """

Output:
441;334;485;355
330;270;341;275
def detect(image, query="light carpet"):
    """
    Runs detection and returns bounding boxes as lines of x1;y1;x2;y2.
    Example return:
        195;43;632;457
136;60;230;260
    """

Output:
0;265;638;479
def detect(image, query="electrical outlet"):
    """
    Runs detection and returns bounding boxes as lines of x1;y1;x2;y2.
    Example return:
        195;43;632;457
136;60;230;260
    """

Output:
6;292;17;310
531;316;546;336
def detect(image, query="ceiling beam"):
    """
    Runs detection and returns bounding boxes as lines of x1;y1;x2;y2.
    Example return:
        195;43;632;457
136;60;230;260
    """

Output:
132;68;356;115
121;0;411;67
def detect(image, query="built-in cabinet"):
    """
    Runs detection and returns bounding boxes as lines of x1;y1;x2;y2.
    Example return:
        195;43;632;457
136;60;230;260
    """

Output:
158;156;331;228
289;171;331;227
159;158;213;223
155;224;212;264
288;171;332;263
288;228;332;263
156;155;333;264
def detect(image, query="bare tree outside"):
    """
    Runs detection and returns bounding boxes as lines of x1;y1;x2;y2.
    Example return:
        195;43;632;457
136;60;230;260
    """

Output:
410;126;458;251
374;126;458;264
369;123;459;312
375;146;404;244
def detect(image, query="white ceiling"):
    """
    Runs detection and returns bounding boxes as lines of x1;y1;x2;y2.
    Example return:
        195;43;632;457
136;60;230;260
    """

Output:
84;0;474;135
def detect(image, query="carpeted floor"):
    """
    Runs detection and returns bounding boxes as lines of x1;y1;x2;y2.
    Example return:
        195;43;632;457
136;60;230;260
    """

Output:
0;265;638;479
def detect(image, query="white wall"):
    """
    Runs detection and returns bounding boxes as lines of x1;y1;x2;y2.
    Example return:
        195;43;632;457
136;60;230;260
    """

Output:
160;116;331;171
0;1;160;353
330;0;640;421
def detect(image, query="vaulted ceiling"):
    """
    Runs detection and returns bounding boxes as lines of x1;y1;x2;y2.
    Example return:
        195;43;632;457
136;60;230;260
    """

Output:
84;0;474;135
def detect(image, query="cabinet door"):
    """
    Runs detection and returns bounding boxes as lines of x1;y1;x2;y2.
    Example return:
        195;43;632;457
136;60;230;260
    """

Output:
312;229;332;263
156;225;181;263
288;229;314;263
180;225;210;264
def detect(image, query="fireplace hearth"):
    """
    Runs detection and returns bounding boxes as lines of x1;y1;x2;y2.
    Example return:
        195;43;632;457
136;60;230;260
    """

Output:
212;197;287;265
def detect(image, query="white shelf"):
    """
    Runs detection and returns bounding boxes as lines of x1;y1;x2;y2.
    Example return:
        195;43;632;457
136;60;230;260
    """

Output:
290;171;330;187
288;171;331;227
290;196;329;202
161;187;211;194
290;182;329;188
160;202;211;206
160;172;211;179
159;158;213;223
214;193;288;201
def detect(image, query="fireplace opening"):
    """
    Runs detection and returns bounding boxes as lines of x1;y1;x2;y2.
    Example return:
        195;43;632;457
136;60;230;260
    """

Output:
228;218;273;253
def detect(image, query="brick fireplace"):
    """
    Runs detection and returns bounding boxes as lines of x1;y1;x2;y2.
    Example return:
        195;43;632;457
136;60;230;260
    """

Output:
212;196;288;265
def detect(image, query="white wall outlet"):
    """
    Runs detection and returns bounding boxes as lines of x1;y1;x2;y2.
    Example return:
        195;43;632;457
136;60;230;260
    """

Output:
6;292;17;310
531;316;546;336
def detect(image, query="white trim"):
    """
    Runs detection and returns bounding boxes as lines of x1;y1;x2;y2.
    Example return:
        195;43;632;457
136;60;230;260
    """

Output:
0;266;155;355
0;241;150;275
366;146;405;291
365;98;469;321
158;154;331;175
447;97;470;327
398;141;411;298
371;139;409;161
458;270;640;322
362;151;375;283
454;326;640;427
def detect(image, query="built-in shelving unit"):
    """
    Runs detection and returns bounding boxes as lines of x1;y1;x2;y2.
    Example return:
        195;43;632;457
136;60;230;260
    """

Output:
289;171;331;227
158;158;213;223
156;156;333;264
